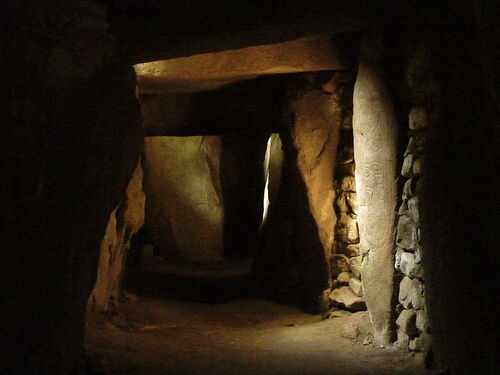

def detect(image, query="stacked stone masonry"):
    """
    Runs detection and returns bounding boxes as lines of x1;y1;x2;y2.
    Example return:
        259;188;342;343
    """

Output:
327;73;366;313
394;107;431;353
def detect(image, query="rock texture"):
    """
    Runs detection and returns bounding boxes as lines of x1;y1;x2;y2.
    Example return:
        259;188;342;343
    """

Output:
352;31;399;345
88;160;146;316
143;136;225;263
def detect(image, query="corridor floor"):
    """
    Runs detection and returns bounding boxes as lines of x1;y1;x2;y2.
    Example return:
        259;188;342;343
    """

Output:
86;296;431;375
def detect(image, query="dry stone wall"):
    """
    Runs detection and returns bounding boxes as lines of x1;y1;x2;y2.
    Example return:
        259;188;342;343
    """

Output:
394;108;431;353
328;72;367;313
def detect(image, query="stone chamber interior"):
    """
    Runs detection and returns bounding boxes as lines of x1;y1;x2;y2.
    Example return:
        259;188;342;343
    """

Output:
2;2;498;375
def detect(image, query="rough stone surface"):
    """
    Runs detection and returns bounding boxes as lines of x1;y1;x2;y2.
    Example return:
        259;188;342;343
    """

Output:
337;272;354;284
329;286;367;311
331;254;351;278
396;309;418;338
407;197;419;224
400;251;423;279
143;136;225;262
401;154;414;178
352;31;399;345
349;277;364;297
396;216;418;250
336;213;360;244
88;161;146;316
402;178;416;200
349;256;362;279
340;175;356;192
339;244;360;257
416;309;429;333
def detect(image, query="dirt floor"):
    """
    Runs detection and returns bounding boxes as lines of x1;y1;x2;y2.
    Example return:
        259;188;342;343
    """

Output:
86;295;432;375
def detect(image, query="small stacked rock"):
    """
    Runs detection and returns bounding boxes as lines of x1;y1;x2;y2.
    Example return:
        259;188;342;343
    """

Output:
328;73;366;312
394;107;430;352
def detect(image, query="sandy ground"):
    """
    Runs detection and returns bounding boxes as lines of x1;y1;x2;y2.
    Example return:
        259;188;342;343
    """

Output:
86;296;431;375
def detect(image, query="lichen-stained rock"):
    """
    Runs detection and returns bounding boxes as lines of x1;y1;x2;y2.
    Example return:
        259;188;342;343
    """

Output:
329;286;367;311
330;254;351;278
336;213;360;244
88;160;146;315
396;215;418;250
396;309;418;338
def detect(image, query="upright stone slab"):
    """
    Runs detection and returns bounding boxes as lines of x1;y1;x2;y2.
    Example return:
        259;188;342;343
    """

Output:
352;31;399;345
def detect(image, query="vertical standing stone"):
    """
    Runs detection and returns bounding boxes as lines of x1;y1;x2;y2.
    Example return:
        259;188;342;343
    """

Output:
353;31;399;345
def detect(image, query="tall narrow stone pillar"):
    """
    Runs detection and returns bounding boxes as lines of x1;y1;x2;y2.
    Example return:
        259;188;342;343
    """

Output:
353;31;399;345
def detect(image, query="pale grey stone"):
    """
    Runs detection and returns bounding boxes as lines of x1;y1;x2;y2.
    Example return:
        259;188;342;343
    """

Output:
398;201;409;216
402;178;416;200
330;254;351;278
410;279;425;310
396;216;418;250
329;286;367;311
350;256;362;279
328;310;352;318
407;196;419;224
416;309;429;333
400;251;424;279
396;309;418;338
404;137;417;157
349;277;363;297
412;157;422;176
396;330;410;349
401;154;414;178
414;245;423;264
399;276;413;309
409;107;428;130
395;247;404;270
337;271;354;284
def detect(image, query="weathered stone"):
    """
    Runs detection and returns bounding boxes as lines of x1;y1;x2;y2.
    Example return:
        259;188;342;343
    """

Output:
329;286;367;311
398;201;409;216
337;144;354;164
328;309;352;318
400;251;424;279
410;279;425;310
345;192;358;214
412;157;423;176
407;196;419;224
396;309;418;338
88;161;146;315
396;215;418;250
414;245;423;264
416;309;429;333
404;137;417;157
402;178;417;200
339;243;359;257
401;154;414;178
399;276;413;309
349;277;363;297
395;247;404;270
409;332;431;353
330;254;351;278
409;106;428;130
336;213;359;244
340;175;356;192
337;271;354;284
396;330;410;349
353;31;399;345
144;136;225;262
336;163;356;175
350;256;362;279
335;193;350;213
